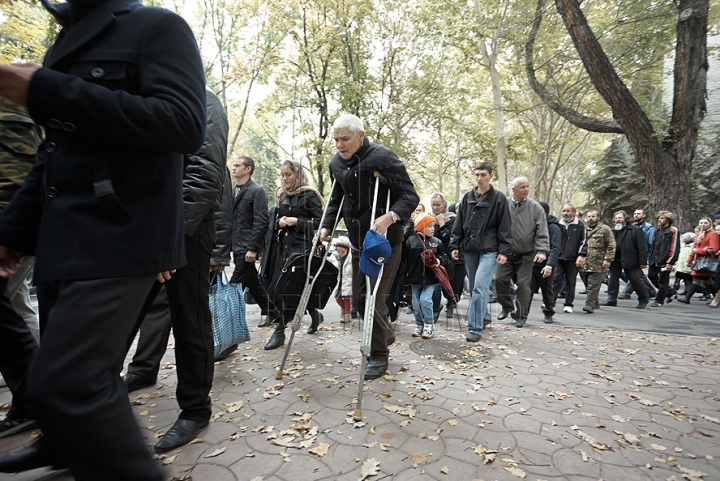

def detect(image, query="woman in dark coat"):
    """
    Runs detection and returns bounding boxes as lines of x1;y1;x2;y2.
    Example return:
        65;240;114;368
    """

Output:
264;160;324;350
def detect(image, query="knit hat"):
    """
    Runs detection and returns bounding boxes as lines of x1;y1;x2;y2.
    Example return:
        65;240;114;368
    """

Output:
334;236;351;250
414;213;435;232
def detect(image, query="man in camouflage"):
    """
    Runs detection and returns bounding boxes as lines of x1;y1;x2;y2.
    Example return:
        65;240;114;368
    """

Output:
578;209;616;314
0;96;43;438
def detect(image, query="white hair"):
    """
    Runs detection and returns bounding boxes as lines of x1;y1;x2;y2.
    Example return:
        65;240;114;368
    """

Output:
333;113;364;135
509;176;529;190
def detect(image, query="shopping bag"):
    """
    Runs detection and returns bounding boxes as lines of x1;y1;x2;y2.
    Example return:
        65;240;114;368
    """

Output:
209;272;249;357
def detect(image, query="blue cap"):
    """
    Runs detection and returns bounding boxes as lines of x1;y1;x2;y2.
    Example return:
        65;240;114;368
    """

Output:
360;230;392;278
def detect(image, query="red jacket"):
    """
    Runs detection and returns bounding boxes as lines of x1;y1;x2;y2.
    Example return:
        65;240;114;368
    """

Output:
688;229;720;277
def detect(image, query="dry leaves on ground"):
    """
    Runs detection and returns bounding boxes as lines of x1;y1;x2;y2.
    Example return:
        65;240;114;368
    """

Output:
359;458;380;480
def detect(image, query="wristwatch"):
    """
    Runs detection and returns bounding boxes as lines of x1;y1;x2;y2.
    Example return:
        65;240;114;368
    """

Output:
388;211;400;223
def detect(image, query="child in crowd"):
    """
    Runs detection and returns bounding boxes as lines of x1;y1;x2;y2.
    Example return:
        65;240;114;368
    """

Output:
330;236;353;323
403;213;449;339
673;232;696;298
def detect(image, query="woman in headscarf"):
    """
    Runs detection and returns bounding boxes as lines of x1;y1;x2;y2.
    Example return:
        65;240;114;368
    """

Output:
264;160;325;350
678;217;720;304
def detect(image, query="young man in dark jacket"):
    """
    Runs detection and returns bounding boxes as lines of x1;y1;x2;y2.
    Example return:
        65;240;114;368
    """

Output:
449;162;512;342
603;210;650;309
529;202;561;324
647;210;680;307
319;113;419;380
553;203;587;313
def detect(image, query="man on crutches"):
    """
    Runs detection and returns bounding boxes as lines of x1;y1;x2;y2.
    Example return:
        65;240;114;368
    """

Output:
318;114;419;380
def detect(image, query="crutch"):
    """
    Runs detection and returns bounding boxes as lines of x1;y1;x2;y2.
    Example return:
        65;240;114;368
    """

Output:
353;172;391;421
276;179;344;380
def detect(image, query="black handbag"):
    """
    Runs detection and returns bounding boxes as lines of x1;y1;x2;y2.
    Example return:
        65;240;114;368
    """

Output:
691;256;720;275
269;249;339;311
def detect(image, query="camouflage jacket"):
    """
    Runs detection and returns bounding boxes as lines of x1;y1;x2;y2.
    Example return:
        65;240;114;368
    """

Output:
0;97;43;212
582;222;616;273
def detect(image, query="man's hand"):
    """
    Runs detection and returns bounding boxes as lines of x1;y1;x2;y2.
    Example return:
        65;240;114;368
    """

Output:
245;250;257;262
0;63;41;107
496;253;507;265
156;269;176;283
541;266;552;278
602;260;611;268
372;213;394;237
640;265;647;269
318;228;331;243
452;249;459;261
576;256;586;267
210;265;225;272
0;245;22;278
534;253;547;264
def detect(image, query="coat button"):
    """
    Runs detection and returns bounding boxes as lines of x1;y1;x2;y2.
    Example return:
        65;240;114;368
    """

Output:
48;187;59;198
48;119;62;129
91;67;105;78
63;122;77;132
46;142;56;153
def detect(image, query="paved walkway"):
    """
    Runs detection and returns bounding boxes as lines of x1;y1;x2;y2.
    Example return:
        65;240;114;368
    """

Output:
2;291;719;480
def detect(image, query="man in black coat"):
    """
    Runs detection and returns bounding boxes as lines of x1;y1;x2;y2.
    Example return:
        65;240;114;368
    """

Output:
529;202;562;324
647;210;680;306
230;156;281;325
552;203;587;313
319;113;419;380
602;210;650;309
0;0;206;478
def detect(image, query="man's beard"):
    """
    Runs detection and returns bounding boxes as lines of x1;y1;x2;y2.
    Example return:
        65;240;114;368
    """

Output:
562;215;574;223
614;223;625;230
587;220;597;227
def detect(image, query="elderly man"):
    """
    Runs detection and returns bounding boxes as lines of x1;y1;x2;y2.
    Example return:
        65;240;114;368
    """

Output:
579;210;616;313
449;162;512;342
0;0;206;477
603;210;650;309
319;114;419;379
495;177;548;328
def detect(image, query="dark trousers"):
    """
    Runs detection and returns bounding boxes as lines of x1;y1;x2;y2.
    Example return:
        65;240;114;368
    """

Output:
607;266;649;303
648;264;671;303
31;276;164;481
530;265;555;316
352;242;402;361
553;259;579;307
0;277;37;414
231;254;278;317
496;252;535;320
128;221;215;422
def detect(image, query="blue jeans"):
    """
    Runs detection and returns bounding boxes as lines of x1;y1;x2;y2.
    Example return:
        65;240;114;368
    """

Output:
464;251;497;333
411;284;436;326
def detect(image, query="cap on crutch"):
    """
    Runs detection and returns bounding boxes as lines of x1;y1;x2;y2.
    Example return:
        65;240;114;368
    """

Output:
360;230;391;278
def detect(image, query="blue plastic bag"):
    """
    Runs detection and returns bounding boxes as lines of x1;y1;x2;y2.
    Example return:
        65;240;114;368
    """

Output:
209;272;249;356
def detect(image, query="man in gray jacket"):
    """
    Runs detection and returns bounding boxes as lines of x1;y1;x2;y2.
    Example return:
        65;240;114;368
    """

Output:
495;177;549;327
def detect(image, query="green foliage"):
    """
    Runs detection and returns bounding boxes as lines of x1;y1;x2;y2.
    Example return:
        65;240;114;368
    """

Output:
0;1;57;64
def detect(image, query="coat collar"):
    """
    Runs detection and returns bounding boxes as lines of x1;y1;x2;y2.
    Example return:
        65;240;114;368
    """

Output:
42;0;140;69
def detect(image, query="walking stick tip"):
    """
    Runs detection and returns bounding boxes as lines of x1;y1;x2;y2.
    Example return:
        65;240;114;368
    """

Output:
275;371;284;380
352;409;362;422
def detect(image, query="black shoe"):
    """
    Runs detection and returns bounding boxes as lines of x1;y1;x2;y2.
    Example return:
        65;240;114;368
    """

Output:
557;292;566;299
307;311;324;334
351;307;359;319
483;317;492;327
649;291;658;298
636;302;648;309
497;310;510;320
488;296;498;304
466;331;482;342
582;305;594;314
515;318;526;328
650;302;663;307
214;343;237;362
543;316;554;324
619;294;632;300
264;328;285;350
0;409;38;439
600;301;616;306
258;315;272;327
433;310;441;322
121;372;156;393
446;303;454;318
0;439;67;473
579;290;587;295
699;295;710;302
154;418;209;453
364;359;388;380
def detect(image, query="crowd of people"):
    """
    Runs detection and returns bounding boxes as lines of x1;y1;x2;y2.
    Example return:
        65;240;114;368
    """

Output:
0;0;717;478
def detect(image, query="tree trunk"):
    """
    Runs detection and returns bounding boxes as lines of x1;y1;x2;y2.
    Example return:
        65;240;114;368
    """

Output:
479;39;508;195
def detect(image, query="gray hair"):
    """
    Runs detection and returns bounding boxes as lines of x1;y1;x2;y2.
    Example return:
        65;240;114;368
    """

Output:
562;203;576;214
333;114;364;135
509;176;529;190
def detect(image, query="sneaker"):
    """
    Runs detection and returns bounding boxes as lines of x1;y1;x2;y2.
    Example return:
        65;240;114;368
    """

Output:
466;331;482;342
563;306;573;313
0;409;38;439
411;326;422;337
421;324;434;339
650;302;663;307
515;318;526;328
405;307;413;315
543;316;554;324
582;305;594;314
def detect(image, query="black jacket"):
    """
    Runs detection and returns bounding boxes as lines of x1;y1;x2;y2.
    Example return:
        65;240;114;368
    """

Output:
211;167;232;266
275;189;323;260
449;186;512;255
648;225;680;267
611;224;648;269
322;137;419;247
403;234;449;285
535;215;561;268
559;219;587;260
231;179;269;255
0;0;206;283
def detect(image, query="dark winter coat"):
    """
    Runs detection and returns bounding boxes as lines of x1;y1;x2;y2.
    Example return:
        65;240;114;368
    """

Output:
322;137;419;248
611;224;648;269
648;225;679;268
231;179;269;255
211;167;233;267
0;0;206;283
535;215;561;268
274;189;323;263
403;234;449;285
558;218;587;260
449;186;512;256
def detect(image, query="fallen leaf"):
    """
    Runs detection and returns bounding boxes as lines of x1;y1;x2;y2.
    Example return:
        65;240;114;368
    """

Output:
440;465;449;474
162;455;177;465
360;458;380;480
189;438;206;444
504;466;527;478
448;419;458;426
411;452;428;467
383;404;417;418
699;413;720;425
308;443;329;457
651;443;667;451
623;433;640;445
205;447;226;458
225;400;244;413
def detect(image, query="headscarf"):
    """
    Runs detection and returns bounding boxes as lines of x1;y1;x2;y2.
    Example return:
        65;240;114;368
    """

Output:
280;160;324;208
430;192;448;217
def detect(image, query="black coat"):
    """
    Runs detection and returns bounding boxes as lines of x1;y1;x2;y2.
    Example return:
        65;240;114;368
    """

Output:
449;186;512;256
0;0;206;284
648;225;680;267
403;234;450;285
231;179;269;255
322;137;419;247
535;215;561;268
611;224;648;269
211;167;233;267
271;189;323;279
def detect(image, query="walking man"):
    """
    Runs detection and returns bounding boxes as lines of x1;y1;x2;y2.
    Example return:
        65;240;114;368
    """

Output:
495;176;548;328
450;162;512;342
319;113;419;379
529;202;562;324
647;211;680;307
622;208;657;298
553;203;587;313
603;210;650;309
580;210;616;313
